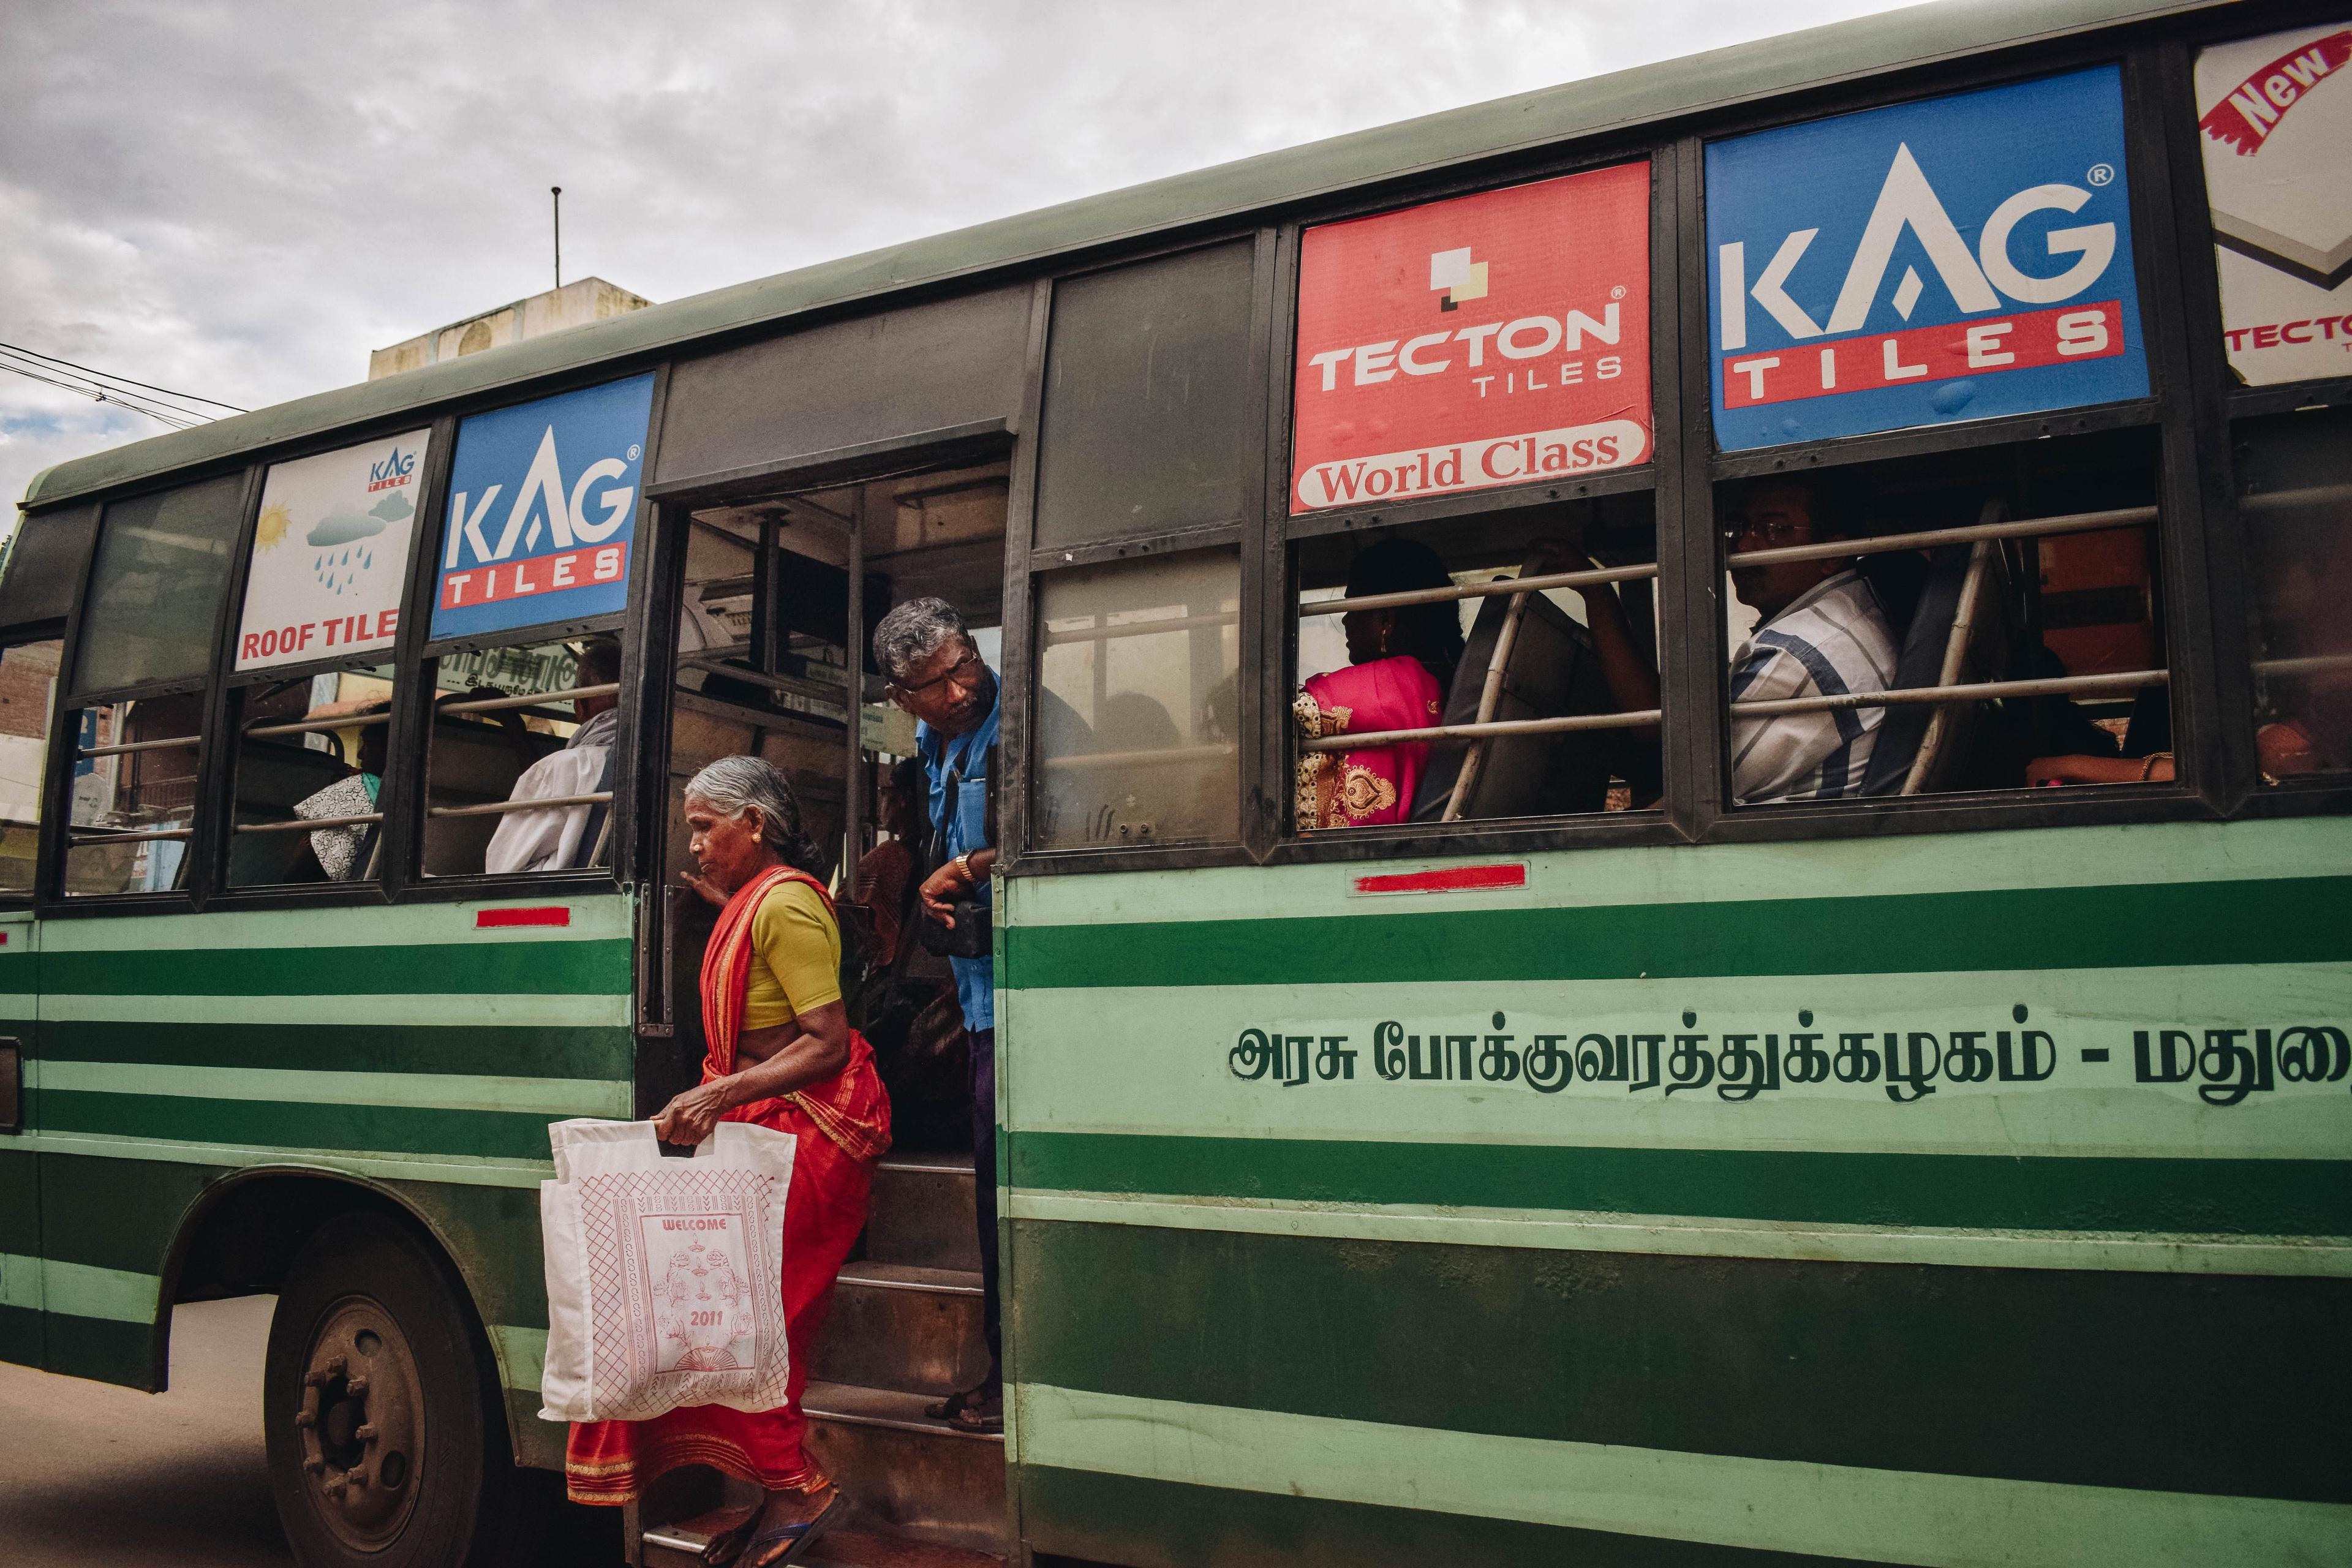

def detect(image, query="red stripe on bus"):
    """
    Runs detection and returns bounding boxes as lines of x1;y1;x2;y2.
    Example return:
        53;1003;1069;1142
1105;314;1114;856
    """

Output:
1351;864;1526;895
477;907;572;929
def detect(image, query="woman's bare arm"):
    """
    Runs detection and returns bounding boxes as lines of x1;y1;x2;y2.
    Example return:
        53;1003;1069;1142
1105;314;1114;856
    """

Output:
652;1001;854;1144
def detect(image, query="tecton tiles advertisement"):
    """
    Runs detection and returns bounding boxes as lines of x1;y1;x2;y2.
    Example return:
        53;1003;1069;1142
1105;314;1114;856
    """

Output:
431;373;654;641
2196;21;2352;385
1290;161;1651;513
235;429;431;671
1706;67;2148;452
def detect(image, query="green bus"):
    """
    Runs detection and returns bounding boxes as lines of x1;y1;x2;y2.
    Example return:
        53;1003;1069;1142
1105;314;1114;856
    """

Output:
4;0;2347;1562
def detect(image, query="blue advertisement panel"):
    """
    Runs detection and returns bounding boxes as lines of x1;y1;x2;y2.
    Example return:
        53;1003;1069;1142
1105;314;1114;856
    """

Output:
429;374;655;641
1706;67;2149;453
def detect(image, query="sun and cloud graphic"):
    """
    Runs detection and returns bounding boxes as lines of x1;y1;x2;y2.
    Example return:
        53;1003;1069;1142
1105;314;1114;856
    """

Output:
254;488;411;597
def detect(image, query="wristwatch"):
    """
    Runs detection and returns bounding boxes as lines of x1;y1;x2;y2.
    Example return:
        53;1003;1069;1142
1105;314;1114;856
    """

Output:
954;851;974;885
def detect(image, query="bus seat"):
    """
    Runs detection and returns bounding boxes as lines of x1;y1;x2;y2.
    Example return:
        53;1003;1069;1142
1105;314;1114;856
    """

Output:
228;740;353;884
1861;500;2016;796
424;716;560;875
1411;576;1614;822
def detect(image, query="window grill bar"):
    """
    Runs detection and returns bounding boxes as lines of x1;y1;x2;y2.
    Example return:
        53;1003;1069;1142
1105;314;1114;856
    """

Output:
1300;707;1663;753
1040;611;1240;647
1299;561;1658;618
1730;668;2168;720
78;735;201;758
435;684;618;715
235;813;383;834
67;825;195;843
427;791;611;819
1725;505;2156;570
244;712;391;739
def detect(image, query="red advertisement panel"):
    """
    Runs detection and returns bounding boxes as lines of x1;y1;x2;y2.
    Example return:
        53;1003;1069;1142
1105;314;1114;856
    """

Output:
1290;161;1651;514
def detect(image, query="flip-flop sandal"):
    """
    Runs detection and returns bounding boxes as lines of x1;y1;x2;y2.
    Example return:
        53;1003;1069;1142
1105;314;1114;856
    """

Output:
925;1382;1004;1434
699;1512;761;1566
740;1490;845;1568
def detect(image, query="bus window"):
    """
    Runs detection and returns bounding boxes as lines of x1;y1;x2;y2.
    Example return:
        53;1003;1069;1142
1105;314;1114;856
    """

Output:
422;636;620;877
0;640;60;893
1716;428;2168;803
72;473;246;695
225;664;396;886
1035;548;1239;849
2232;407;2352;784
62;690;203;895
1291;497;1663;830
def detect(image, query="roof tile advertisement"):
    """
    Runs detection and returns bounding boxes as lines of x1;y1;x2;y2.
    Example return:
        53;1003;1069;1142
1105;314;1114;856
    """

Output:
2195;21;2352;385
1706;67;2149;452
1289;161;1651;514
431;373;654;641
235;429;431;671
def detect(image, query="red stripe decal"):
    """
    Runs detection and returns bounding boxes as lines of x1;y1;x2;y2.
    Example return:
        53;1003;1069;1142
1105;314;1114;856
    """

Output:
477;906;571;929
1352;863;1526;895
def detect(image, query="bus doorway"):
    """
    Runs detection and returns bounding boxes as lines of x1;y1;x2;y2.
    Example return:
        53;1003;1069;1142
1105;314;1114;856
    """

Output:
636;452;1009;1563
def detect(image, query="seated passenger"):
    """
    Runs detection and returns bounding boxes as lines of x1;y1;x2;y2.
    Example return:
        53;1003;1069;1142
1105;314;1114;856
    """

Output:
483;638;622;873
1720;477;1898;802
292;699;389;880
851;758;925;969
1294;539;1461;829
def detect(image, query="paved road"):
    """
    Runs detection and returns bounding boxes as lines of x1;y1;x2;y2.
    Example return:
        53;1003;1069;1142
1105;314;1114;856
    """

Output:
0;1295;295;1567
0;1295;621;1567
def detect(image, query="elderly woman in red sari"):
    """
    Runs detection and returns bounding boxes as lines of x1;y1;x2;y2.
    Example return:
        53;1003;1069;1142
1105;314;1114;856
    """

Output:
1295;538;1464;829
567;755;889;1568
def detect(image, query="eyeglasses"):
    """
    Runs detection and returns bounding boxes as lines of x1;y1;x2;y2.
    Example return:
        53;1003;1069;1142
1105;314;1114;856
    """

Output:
1722;514;1810;547
891;650;981;697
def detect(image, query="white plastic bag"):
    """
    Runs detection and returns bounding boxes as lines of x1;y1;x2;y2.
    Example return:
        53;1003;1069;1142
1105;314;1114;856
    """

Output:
538;1118;797;1423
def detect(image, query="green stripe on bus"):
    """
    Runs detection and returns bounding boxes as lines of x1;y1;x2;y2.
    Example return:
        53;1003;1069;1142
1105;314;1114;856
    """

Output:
36;1152;211;1276
1005;1130;2352;1237
35;897;633;952
39;938;631;998
1011;1221;2347;1504
1016;1387;2352;1567
0;954;35;995
40;1020;633;1080
0;1302;39;1367
1003;875;2352;990
34;1089;565;1163
1021;1466;1804;1568
43;1311;151;1390
30;1060;629;1118
0;1148;37;1256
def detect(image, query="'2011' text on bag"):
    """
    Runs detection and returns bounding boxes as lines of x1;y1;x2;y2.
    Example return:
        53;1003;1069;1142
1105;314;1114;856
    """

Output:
538;1118;797;1423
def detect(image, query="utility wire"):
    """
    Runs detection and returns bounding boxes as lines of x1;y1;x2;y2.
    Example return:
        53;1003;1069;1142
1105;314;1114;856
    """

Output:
0;358;203;431
0;341;247;413
0;345;224;425
0;350;214;427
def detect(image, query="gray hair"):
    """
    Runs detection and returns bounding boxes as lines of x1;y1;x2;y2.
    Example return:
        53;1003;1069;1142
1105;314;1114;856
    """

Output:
871;596;970;682
685;755;821;873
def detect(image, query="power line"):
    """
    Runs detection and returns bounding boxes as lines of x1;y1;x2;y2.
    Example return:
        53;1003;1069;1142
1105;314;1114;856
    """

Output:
0;348;217;426
0;341;247;413
0;357;203;431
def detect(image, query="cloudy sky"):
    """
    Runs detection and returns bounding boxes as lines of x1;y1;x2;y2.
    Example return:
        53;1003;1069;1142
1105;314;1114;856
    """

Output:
0;0;1918;524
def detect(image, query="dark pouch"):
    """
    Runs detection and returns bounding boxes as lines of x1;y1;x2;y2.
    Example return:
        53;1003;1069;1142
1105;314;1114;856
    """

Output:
916;762;993;960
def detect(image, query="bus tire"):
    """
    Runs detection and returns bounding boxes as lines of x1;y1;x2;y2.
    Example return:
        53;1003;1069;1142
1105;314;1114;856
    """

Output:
263;1212;543;1568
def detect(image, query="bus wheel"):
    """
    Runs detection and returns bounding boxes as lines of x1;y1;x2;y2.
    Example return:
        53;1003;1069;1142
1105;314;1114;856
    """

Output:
264;1213;541;1568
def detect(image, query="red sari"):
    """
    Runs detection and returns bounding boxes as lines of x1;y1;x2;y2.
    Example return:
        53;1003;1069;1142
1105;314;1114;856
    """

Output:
1294;654;1445;829
567;867;891;1504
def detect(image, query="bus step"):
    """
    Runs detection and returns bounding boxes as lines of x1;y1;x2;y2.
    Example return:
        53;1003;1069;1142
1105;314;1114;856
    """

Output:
644;1512;1002;1567
815;1262;990;1398
804;1380;1006;1554
863;1156;981;1273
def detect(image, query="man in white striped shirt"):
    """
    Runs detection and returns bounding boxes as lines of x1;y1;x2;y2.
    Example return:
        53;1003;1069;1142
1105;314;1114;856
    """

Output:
1723;478;1898;802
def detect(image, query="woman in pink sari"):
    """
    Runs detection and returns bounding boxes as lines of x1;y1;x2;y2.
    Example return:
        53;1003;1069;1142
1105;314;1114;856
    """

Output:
1295;539;1464;829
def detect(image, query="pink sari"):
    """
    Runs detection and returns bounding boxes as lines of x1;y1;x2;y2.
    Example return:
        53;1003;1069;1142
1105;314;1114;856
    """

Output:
1294;655;1444;829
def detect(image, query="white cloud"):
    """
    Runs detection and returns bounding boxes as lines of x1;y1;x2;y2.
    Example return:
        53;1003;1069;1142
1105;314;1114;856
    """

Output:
0;0;1920;522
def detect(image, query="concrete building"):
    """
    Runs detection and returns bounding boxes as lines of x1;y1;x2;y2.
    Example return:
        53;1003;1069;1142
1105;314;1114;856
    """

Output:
367;277;652;380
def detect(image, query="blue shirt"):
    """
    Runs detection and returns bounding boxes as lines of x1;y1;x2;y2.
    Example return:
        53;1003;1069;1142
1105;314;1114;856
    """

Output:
916;680;1000;1033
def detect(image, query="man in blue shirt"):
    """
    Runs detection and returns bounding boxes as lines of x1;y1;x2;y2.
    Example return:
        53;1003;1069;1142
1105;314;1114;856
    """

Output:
873;597;1002;1433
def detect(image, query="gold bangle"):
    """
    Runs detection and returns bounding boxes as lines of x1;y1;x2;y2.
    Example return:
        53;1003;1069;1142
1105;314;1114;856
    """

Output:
2139;752;2173;782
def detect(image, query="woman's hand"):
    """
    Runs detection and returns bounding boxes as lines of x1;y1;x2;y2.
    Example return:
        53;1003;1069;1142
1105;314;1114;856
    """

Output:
652;1078;735;1145
680;869;729;910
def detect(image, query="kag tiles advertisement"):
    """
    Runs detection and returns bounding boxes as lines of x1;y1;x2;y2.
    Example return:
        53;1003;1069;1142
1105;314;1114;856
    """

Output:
2196;20;2352;385
1289;160;1652;512
235;429;431;671
431;373;654;640
1705;67;2149;451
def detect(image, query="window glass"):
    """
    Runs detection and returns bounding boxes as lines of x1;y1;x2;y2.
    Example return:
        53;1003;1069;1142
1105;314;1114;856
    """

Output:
64;690;203;895
1292;499;1662;829
0;508;99;634
1718;428;2167;804
226;665;397;886
424;636;622;876
2233;408;2352;783
1033;243;1256;548
1035;549;1240;848
74;473;246;694
0;641;61;892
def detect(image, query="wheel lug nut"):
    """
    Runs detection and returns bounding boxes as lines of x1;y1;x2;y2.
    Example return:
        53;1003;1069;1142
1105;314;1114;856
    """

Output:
345;1469;368;1490
293;1410;315;1429
304;1458;325;1477
345;1376;369;1396
355;1423;377;1442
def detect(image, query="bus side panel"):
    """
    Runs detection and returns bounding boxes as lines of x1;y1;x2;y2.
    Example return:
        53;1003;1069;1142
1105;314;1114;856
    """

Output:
0;907;36;1370
17;894;633;1434
997;818;2352;1567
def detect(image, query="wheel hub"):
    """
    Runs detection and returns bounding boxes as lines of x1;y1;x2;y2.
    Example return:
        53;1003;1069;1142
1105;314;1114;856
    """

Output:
292;1298;425;1548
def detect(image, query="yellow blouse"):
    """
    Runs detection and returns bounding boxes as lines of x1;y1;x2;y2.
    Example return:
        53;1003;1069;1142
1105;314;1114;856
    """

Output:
741;879;843;1031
